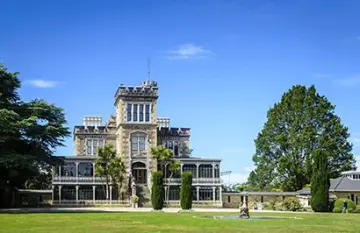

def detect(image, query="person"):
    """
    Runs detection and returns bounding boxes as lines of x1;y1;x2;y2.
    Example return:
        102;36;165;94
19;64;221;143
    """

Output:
342;200;348;213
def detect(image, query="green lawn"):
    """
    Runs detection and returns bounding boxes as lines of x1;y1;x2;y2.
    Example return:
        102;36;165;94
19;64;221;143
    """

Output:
0;211;359;233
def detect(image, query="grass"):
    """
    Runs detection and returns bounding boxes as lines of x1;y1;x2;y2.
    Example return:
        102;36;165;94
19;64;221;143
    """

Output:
1;211;360;233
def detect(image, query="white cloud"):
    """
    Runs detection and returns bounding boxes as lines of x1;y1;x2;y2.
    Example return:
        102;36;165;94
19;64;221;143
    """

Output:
337;75;360;87
26;79;62;88
167;44;213;60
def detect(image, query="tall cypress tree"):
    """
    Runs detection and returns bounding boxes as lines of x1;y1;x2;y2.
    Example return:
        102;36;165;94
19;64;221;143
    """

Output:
311;149;330;212
180;172;193;210
151;171;164;210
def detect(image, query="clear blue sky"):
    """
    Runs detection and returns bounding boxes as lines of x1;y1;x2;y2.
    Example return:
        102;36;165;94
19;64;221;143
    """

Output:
1;0;360;184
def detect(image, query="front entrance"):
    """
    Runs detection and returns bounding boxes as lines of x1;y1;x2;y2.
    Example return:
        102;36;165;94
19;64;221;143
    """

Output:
132;162;147;184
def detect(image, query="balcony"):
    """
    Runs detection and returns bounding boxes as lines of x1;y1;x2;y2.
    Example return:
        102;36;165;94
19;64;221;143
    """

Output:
163;177;221;185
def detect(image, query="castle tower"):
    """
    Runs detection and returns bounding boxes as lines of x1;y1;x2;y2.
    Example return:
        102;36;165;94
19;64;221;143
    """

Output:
114;80;159;186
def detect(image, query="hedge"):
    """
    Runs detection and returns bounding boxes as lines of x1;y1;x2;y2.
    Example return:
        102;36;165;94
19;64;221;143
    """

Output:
151;171;164;210
180;172;193;210
332;198;356;213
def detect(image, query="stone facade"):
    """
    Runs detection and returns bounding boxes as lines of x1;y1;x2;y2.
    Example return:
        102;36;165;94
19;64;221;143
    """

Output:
52;80;222;206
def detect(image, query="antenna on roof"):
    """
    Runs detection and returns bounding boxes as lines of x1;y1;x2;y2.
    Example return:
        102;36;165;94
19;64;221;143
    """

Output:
147;57;151;81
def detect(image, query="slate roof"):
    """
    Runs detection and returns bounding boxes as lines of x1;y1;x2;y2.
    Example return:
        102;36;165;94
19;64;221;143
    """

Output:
330;176;360;191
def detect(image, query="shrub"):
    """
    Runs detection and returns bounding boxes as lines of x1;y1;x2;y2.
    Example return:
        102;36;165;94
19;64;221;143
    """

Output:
180;172;193;210
269;200;277;210
282;197;303;211
151;171;164;210
333;198;356;212
274;201;284;211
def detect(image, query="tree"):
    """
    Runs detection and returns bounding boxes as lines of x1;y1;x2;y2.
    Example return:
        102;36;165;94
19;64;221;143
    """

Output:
0;63;70;207
180;172;193;210
311;149;330;212
109;157;126;200
150;145;180;206
151;171;164;210
95;144;125;200
252;85;355;191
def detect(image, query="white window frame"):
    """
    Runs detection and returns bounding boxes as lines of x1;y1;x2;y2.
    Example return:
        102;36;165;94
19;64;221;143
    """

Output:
131;134;147;156
85;138;105;155
126;102;152;123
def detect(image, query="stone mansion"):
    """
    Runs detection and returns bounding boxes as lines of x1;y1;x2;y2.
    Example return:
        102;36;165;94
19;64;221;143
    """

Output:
52;80;222;206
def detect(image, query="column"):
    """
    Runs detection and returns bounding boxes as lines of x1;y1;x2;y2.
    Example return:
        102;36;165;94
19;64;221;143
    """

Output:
92;186;96;204
196;164;200;179
110;186;113;205
76;162;79;179
196;186;200;202
180;163;183;175
51;185;54;203
219;186;222;204
212;163;215;179
59;185;62;204
76;185;79;203
213;187;216;203
93;163;95;182
106;184;109;200
59;165;61;177
164;186;168;205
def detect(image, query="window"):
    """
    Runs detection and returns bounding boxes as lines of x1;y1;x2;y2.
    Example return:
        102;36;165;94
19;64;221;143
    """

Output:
164;140;180;157
139;104;144;122
199;187;213;201
86;139;105;155
198;164;213;178
126;103;151;122
127;104;132;121
133;104;138;122
182;164;197;178
131;134;146;155
228;196;231;203
145;104;150;122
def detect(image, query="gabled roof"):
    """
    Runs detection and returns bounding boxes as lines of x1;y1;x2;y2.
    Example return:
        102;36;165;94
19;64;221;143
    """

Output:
330;176;360;191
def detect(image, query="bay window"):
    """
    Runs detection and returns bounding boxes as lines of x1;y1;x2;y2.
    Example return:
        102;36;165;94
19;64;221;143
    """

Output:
131;133;147;155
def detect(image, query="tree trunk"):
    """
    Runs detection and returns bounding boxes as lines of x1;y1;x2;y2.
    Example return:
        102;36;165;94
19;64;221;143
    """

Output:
166;172;173;207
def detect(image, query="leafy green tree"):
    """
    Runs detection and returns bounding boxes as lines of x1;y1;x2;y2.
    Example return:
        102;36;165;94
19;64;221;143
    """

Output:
151;171;164;210
109;156;126;200
252;85;355;191
180;172;193;210
151;145;180;206
0;64;70;207
95;144;125;200
311;149;330;212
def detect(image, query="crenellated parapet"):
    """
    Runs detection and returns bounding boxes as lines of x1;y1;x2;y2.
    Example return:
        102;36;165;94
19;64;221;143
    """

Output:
114;80;159;104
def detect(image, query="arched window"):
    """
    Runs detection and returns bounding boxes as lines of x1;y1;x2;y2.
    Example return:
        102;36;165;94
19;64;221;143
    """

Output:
182;164;197;178
61;162;76;177
78;162;93;177
131;133;147;155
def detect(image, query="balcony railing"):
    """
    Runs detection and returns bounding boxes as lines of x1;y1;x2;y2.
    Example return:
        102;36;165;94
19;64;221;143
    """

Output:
163;178;221;184
52;176;105;184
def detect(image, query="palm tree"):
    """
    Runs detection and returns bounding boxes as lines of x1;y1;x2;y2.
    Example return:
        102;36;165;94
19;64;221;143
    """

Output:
150;145;180;206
